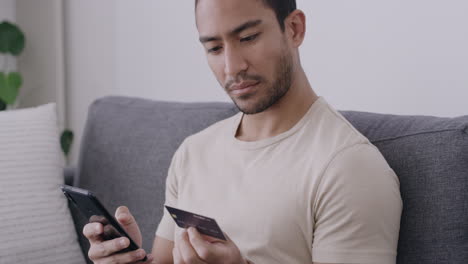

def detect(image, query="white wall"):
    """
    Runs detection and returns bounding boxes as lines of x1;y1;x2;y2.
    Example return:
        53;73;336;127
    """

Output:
0;0;15;23
16;0;66;129
65;0;468;165
65;0;116;165
304;0;468;115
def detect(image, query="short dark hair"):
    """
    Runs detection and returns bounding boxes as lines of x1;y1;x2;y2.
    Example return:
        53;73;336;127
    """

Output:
195;0;297;32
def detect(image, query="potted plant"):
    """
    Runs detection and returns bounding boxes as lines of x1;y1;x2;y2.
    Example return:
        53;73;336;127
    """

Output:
0;20;73;156
0;21;24;110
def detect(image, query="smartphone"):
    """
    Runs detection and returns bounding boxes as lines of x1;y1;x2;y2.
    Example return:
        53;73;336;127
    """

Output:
61;185;147;262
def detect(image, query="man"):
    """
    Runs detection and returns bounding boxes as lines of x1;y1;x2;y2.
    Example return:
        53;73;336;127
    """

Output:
83;0;403;263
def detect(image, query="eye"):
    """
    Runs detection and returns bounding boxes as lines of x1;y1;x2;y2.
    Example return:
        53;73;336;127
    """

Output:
208;46;222;54
240;33;260;42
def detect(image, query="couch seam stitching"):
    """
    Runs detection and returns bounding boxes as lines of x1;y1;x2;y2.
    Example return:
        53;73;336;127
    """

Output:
371;128;465;144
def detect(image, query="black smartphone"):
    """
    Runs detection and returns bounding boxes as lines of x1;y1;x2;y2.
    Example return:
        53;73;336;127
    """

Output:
61;185;147;262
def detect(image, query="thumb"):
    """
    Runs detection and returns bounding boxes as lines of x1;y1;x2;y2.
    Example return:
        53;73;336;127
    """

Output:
222;231;233;243
187;227;213;260
115;206;143;247
187;226;211;246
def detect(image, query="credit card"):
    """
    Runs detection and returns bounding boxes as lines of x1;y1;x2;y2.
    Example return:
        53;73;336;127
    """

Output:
165;205;226;241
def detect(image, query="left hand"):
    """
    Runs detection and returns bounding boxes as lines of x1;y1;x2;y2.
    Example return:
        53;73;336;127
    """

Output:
173;226;248;264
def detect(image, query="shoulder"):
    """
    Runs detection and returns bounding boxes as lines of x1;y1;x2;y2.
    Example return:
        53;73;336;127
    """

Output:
313;142;402;217
311;143;403;263
300;98;372;165
319;143;398;193
319;99;371;147
327;143;392;176
313;99;396;180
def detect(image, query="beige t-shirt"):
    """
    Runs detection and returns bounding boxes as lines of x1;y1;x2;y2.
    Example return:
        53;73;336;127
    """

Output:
156;97;403;264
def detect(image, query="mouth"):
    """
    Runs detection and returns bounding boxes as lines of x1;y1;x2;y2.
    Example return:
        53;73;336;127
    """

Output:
229;81;260;96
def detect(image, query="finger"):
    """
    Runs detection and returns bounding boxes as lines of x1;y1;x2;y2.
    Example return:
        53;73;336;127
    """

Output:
115;206;136;227
89;214;109;225
87;237;130;259
187;227;212;261
200;233;224;243
176;228;204;264
130;253;154;264
115;206;142;246
102;223;122;240
140;253;154;264
173;246;185;264
83;222;103;243
104;249;147;264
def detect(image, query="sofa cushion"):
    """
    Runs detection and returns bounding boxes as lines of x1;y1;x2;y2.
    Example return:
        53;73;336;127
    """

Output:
0;104;86;263
341;111;468;263
75;96;468;263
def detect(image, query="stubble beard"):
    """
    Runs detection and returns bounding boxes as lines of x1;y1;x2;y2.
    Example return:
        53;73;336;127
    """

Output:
230;50;293;115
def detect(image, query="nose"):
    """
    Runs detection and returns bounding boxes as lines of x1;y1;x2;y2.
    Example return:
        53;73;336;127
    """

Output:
224;45;248;78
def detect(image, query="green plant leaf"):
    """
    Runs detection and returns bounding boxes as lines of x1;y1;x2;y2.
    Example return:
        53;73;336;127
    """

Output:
61;129;74;156
0;72;22;104
0;98;6;111
0;21;25;55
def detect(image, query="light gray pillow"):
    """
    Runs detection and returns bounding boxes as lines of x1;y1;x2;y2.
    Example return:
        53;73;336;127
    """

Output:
0;104;85;263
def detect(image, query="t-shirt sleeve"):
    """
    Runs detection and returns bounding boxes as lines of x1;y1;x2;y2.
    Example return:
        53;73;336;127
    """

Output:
311;143;403;264
155;142;185;241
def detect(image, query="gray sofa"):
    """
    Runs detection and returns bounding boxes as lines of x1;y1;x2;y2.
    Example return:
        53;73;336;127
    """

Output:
67;96;468;264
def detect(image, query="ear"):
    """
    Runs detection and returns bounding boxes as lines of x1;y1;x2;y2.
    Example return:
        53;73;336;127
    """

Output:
284;9;306;48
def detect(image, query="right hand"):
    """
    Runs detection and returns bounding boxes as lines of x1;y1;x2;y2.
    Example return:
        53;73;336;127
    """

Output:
83;206;154;263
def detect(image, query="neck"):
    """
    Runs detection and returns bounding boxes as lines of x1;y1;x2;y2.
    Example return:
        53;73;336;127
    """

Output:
235;68;319;142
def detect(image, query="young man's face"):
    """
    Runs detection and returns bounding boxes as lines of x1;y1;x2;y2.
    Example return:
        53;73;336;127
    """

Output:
196;0;294;114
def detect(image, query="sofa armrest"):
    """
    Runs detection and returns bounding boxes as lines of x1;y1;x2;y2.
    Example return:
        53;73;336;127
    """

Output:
64;166;76;186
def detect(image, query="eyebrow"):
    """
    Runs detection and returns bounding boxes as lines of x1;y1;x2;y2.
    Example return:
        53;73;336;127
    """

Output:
199;19;263;43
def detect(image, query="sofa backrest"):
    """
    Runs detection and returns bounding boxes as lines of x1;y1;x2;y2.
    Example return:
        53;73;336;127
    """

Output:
72;96;238;262
73;96;468;264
